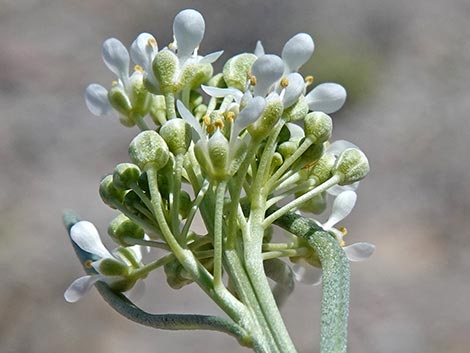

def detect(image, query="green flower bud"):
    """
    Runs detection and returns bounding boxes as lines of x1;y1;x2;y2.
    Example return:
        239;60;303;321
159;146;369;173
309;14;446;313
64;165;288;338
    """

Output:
206;73;226;88
297;191;327;214
138;171;149;193
309;152;336;184
164;259;193;289
207;130;230;180
304;111;333;143
108;214;145;246
223;53;257;90
113;163;141;190
129;130;170;170
334;148;370;185
98;258;129;276
283;96;309;122
159;119;191;155
295;142;324;169
130;72;152;116
99;175;126;208
149;95;167;126
189;91;204;110
270;152;284;170
108;85;132;116
108;278;137;293
179;191;192;219
153;49;179;93
247;98;284;140
277;141;298;159
189;63;213;89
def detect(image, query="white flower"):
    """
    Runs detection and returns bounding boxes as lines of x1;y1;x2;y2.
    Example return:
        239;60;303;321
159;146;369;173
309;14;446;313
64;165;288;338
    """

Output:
305;82;347;114
130;32;159;89
293;190;375;285
326;140;361;196
64;221;144;303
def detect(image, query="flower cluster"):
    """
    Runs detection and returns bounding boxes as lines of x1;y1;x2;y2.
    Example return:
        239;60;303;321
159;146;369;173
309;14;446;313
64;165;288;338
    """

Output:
66;11;373;352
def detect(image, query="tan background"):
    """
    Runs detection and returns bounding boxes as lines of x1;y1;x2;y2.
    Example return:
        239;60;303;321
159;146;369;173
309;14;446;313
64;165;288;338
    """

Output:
1;0;469;352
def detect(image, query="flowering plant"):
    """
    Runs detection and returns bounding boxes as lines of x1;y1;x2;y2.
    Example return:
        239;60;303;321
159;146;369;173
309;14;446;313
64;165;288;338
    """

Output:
64;9;374;353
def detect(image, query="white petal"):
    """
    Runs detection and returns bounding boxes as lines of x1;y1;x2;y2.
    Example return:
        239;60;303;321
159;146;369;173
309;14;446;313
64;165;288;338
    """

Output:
326;182;360;196
292;260;322;285
126;280;146;301
286;122;305;142
305;83;347;113
130;33;158;70
199;50;224;64
173;9;205;60
323;191;357;229
176;100;204;139
201;85;243;103
102;38;130;80
85;84;112;116
344;242;375;262
282;33;314;73
327;140;358;157
232;96;266;138
282;73;305;108
254;40;265;57
70;221;112;259
251;54;284;97
64;275;102;303
128;245;143;263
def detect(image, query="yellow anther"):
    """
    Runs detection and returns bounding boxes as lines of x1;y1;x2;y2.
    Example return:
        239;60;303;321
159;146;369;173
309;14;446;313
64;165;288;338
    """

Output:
134;65;144;73
214;120;224;129
147;37;157;48
339;240;346;247
247;72;257;86
280;77;289;88
203;115;211;126
305;75;314;86
225;111;235;123
84;260;93;269
168;42;175;50
206;124;215;134
339;227;348;236
111;80;118;86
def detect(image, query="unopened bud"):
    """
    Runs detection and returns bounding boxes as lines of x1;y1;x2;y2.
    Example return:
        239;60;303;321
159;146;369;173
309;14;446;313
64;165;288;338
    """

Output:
334;148;370;185
304;111;333;143
108;85;132;116
113;163;141;190
108;214;145;246
99;175;126;208
247;98;283;140
159;119;191;155
153;49;179;93
297;191;327;214
283;96;309;122
310;152;335;184
223;53;257;91
129;130;170;170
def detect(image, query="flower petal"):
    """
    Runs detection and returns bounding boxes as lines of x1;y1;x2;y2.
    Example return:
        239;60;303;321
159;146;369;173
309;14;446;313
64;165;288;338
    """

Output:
344;242;375;262
286;122;305;142
176;100;204;140
64;275;102;303
70;221;112;259
85;84;112;116
326;182;360;196
102;38;130;81
199;50;224;64
201;85;243;103
251;54;284;97
292;260;322;285
254;40;265;57
173;9;205;60
281;33;314;73
130;33;158;70
282;73;305;108
305;83;347;113
323;190;357;230
327;140;358;157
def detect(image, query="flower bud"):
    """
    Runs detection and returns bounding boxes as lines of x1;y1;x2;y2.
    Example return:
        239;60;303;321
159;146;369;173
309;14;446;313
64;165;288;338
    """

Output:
247;98;283;140
296;142;324;169
153;49;179;93
108;214;145;246
129;130;170;170
189;63;213;89
207;130;230;180
108;85;132;116
179;191;192;219
206;72;225;88
297;191;327;214
113;163;141;190
270;152;283;170
98;258;129;276
334;148;370;185
99;175;126;208
159;119;191;155
277;141;298;159
304;111;333;143
149;95;167;126
309;152;335;184
223;53;257;91
123;190;144;214
283;96;309;122
129;72;152;116
164;259;193;289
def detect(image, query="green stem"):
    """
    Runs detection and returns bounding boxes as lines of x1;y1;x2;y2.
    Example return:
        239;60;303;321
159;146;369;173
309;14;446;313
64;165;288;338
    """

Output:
170;154;185;242
165;93;177;119
213;180;228;288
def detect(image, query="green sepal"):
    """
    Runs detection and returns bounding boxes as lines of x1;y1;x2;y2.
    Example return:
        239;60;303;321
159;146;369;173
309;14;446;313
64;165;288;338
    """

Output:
223;53;257;91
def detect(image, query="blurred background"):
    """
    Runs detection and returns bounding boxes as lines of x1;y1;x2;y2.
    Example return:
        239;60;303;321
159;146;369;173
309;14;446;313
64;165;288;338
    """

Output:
1;0;470;352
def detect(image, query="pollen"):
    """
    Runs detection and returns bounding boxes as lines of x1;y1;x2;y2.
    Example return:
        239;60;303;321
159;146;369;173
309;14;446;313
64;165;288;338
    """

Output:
111;80;118;86
168;42;175;50
225;111;235;123
147;38;157;48
280;77;289;88
247;72;257;86
305;75;314;86
339;240;346;247
214;120;224;129
134;65;144;73
339;227;348;236
203;115;211;126
84;260;93;269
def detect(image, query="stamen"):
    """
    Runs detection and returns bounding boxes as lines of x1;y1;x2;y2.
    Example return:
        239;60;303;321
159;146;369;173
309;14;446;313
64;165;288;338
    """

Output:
339;227;348;236
339;240;345;247
280;77;289;88
214;120;224;129
225;111;235;123
147;38;157;48
134;65;144;73
305;75;314;86
111;80;118;86
203;115;211;126
247;72;257;86
84;260;93;269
